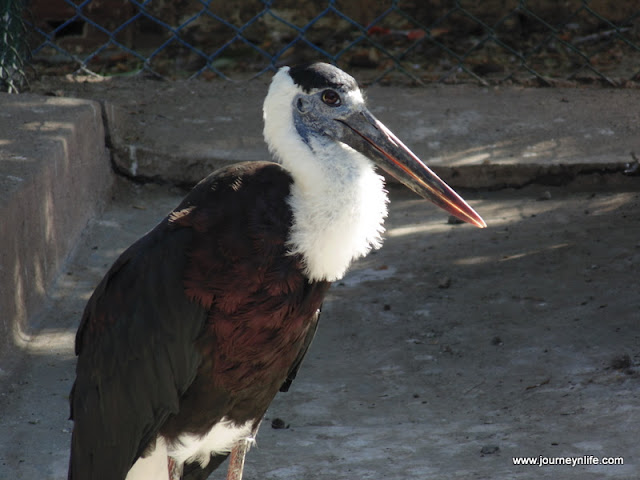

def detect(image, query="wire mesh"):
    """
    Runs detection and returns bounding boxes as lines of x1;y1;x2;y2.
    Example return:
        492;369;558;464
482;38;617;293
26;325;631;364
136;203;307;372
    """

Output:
22;0;640;86
1;0;29;92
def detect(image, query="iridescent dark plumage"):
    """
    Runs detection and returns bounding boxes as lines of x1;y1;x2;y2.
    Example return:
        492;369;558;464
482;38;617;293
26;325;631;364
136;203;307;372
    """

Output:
69;162;330;480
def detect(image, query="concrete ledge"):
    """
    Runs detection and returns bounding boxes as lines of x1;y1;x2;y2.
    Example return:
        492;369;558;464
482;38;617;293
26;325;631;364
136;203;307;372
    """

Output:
0;93;113;360
29;78;640;188
52;79;637;188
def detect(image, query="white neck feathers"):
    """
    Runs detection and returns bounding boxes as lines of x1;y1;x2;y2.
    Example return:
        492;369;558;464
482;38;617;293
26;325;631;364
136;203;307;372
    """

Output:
263;68;388;282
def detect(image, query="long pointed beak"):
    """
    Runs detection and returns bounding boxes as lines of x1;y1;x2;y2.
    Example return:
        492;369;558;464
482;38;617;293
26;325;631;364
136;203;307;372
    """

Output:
337;110;486;228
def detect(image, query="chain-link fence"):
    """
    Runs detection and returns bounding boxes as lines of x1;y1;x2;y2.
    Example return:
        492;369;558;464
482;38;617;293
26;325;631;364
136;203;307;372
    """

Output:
1;0;28;92
12;1;640;87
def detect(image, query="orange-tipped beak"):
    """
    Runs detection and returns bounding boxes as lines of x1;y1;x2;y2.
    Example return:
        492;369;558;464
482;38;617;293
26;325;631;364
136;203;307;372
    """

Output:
337;110;486;228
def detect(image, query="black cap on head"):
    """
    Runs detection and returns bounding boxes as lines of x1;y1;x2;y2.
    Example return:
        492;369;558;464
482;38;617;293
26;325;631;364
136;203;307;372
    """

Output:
288;62;358;93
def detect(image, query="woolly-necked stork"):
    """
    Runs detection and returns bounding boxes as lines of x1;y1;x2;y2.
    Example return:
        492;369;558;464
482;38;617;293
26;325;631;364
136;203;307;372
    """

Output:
68;62;486;480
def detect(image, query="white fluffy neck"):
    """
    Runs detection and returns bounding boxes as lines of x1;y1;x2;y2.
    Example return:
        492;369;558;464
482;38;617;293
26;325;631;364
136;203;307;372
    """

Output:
285;140;388;282
263;68;388;282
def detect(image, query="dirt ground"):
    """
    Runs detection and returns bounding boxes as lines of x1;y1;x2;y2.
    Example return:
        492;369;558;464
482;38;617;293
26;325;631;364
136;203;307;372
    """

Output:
0;175;638;479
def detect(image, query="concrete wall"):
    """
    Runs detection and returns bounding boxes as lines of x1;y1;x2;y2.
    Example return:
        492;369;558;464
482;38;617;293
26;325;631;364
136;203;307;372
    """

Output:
0;94;113;360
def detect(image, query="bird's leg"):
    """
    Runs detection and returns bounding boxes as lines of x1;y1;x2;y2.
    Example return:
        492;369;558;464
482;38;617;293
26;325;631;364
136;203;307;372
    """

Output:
226;439;250;480
167;456;182;480
226;422;261;480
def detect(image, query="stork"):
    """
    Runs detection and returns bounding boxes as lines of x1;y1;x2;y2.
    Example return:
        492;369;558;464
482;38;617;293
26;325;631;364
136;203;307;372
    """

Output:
68;62;486;480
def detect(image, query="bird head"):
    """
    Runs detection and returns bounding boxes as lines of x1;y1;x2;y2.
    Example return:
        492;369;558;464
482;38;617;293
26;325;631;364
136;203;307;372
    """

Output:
263;62;486;229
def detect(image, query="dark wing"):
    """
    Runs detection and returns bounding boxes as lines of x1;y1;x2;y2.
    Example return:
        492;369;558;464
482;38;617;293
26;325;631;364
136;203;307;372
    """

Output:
70;162;277;479
280;306;322;392
69;161;330;480
69;219;208;480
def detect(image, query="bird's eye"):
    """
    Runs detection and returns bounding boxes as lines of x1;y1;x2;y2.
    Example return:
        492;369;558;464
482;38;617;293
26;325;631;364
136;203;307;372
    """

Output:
321;90;341;106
